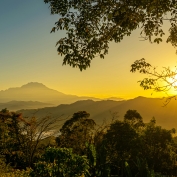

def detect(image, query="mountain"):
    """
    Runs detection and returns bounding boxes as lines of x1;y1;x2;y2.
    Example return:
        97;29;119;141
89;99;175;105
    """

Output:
0;101;53;111
18;96;177;130
0;82;101;105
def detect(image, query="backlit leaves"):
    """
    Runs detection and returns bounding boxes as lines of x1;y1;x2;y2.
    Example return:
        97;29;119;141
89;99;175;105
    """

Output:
44;0;177;70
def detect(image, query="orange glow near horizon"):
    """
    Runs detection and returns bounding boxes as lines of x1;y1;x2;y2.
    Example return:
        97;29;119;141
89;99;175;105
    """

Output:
1;1;177;100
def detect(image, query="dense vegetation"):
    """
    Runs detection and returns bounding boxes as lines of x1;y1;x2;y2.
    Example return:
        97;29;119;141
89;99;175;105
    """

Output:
0;109;177;176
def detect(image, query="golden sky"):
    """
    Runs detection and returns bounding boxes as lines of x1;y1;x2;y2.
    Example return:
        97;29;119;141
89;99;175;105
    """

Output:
1;1;177;99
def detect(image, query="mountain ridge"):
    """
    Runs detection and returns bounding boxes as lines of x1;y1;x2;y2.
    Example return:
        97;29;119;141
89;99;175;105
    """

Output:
17;96;177;130
0;82;102;105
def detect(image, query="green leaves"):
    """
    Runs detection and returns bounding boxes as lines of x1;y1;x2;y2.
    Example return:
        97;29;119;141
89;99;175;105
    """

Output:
57;111;96;155
31;147;89;177
140;118;176;173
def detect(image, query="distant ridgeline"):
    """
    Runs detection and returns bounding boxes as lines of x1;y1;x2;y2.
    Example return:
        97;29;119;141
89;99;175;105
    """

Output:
1;83;177;130
17;97;177;130
0;82;101;105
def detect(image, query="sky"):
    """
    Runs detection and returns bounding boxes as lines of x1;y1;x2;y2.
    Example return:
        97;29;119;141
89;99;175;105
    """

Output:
1;0;177;99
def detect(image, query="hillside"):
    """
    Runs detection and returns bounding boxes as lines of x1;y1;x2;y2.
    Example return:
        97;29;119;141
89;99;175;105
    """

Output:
18;97;177;130
0;82;101;105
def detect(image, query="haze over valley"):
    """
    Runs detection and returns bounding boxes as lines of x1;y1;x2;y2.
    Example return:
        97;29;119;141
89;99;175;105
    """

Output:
18;96;177;130
2;1;177;175
1;82;177;130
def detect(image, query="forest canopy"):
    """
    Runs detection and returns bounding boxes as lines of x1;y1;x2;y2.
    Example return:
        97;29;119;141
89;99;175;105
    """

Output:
1;109;177;176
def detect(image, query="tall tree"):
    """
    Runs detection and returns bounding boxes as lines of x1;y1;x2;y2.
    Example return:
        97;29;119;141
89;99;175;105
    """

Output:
0;109;62;168
103;120;140;176
124;109;144;128
0;109;29;168
140;118;177;175
44;0;177;70
56;111;96;155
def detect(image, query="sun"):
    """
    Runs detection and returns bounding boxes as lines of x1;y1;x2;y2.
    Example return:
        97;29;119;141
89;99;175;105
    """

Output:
167;68;177;95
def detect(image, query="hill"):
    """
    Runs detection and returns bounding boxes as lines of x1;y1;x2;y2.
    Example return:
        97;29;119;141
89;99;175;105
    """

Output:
0;82;101;105
18;97;177;130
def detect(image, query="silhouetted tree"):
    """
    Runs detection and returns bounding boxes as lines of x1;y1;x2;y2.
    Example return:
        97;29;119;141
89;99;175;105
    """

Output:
124;109;144;128
140;118;177;175
103;120;140;176
0;109;62;168
131;58;177;102
44;0;177;70
56;111;96;155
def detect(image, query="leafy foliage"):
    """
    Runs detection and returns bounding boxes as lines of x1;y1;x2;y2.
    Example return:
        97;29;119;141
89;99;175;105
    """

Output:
56;111;96;155
140;118;177;175
30;147;89;177
0;109;177;176
1;168;32;177
44;0;177;70
103;120;140;176
95;110;177;176
0;109;31;168
131;58;177;102
124;109;144;128
0;109;62;168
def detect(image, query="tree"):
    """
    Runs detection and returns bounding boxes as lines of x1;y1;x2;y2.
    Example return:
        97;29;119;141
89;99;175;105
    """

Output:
19;115;63;168
0;109;30;168
0;109;63;168
131;58;177;102
140;118;177;175
44;0;177;70
124;109;144;128
99;111;177;176
102;120;140;176
31;147;89;177
56;111;96;155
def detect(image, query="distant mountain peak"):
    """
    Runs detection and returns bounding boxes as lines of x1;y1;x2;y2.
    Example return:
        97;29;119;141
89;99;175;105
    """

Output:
21;82;47;88
0;82;108;105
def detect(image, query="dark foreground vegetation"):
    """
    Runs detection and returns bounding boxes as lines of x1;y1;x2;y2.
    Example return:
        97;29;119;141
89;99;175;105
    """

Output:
0;109;177;177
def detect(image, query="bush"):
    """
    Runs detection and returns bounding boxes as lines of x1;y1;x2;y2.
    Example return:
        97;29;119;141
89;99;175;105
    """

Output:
0;168;32;177
30;147;89;177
